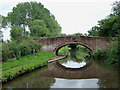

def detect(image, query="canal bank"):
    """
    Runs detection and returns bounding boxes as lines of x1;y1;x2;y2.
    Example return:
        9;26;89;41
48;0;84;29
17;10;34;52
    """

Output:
1;51;67;83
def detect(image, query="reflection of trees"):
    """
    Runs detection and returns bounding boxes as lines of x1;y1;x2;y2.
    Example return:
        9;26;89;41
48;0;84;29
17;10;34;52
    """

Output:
92;59;118;74
70;48;87;62
98;78;119;88
3;67;55;88
91;60;119;88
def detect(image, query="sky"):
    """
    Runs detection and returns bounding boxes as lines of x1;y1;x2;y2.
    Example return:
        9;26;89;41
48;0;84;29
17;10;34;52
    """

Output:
0;0;118;40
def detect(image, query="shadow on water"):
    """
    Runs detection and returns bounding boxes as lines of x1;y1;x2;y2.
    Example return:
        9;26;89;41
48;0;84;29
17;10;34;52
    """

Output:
3;45;120;88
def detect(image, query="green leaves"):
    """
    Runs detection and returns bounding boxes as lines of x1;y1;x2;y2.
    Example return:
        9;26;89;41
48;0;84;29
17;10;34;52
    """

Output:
5;1;61;37
72;33;84;36
10;25;24;40
2;37;41;61
29;20;49;37
88;1;120;38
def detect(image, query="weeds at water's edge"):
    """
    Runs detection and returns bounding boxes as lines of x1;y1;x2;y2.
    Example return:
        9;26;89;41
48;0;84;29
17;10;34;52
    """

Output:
2;61;48;83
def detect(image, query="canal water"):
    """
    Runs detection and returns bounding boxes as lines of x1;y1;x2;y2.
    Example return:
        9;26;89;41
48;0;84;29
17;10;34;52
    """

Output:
3;48;119;88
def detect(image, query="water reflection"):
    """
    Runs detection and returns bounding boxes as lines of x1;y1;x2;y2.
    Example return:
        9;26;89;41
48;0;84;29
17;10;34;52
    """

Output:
3;67;55;88
61;60;86;68
51;78;99;88
3;47;119;88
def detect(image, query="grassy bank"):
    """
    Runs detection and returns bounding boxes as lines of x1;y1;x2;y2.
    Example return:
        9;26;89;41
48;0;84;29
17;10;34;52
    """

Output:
1;51;56;83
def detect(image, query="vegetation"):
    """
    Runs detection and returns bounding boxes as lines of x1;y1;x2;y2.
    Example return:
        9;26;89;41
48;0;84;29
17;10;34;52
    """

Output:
93;49;119;65
1;2;61;82
87;1;120;66
88;1;120;37
1;1;62;61
2;1;61;38
1;51;56;82
72;33;84;36
2;37;41;61
58;46;71;55
29;20;49;37
10;25;24;41
58;45;90;63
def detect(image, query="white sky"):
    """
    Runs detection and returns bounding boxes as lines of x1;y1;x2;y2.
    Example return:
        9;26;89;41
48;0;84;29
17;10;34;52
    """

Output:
0;0;118;40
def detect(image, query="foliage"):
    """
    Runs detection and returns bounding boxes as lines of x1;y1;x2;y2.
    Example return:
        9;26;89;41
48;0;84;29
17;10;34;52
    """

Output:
93;38;119;66
29;20;49;37
10;25;24;40
0;14;2;29
1;15;8;28
72;33;84;36
88;26;99;36
2;41;20;61
58;45;90;63
88;15;119;37
93;49;119;66
0;31;3;42
4;1;61;37
112;1;120;16
2;51;56;82
87;1;120;66
0;15;3;42
87;1;120;38
60;33;67;37
77;45;90;52
58;46;70;55
2;37;41;61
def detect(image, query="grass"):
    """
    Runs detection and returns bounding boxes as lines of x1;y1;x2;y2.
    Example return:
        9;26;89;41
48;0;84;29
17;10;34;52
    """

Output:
1;51;56;82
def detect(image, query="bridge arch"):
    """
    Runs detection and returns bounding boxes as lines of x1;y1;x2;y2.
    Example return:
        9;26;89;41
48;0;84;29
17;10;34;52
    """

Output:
55;61;92;70
53;41;94;55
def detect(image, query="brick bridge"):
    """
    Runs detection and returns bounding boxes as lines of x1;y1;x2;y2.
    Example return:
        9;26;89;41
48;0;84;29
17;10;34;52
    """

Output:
36;36;112;55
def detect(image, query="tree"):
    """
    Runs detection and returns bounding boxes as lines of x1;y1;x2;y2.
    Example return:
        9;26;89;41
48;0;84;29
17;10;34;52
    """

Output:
5;1;61;36
29;20;49;37
97;15;118;37
0;15;2;29
60;33;67;36
0;15;3;41
88;1;120;38
112;1;120;16
72;33;84;36
0;15;8;28
88;26;99;36
0;31;2;42
10;25;24;40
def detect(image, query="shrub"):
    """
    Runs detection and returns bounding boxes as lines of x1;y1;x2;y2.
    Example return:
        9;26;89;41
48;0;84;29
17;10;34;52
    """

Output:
2;43;10;61
19;40;32;56
2;37;41;61
93;49;119;65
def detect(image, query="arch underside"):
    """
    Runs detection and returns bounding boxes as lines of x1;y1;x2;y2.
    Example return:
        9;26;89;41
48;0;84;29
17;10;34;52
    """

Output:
53;42;94;55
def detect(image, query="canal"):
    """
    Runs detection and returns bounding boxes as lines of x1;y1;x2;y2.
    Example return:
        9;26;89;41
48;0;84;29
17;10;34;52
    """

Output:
3;46;119;88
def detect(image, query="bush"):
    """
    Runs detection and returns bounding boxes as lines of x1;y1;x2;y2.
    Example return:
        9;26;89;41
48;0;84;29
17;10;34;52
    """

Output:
2;43;10;61
93;49;119;65
2;37;41;61
19;40;32;56
93;49;106;60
